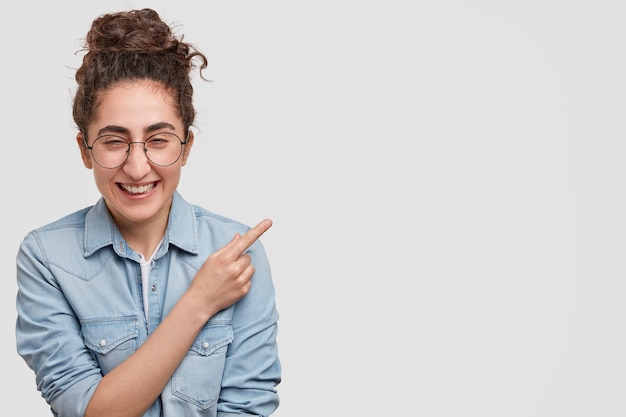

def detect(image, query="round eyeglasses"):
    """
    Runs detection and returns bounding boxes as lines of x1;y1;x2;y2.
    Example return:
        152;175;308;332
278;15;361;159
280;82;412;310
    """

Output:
84;132;189;169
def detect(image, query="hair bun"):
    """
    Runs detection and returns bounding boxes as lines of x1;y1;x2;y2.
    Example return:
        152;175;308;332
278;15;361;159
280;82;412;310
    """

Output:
86;8;180;54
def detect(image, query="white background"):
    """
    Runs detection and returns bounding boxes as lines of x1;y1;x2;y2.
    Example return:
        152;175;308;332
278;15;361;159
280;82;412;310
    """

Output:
2;0;625;415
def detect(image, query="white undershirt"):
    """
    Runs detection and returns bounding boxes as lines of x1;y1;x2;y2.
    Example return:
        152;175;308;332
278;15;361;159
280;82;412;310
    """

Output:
139;240;163;321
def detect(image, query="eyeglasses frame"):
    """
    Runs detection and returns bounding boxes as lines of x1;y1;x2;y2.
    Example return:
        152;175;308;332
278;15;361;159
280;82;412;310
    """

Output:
83;131;190;169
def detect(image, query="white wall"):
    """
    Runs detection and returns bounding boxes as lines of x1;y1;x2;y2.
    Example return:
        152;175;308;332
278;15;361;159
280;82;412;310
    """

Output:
2;1;624;415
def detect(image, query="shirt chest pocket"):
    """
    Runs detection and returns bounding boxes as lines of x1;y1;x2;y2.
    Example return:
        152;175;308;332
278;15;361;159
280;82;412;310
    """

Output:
80;316;140;375
170;323;234;410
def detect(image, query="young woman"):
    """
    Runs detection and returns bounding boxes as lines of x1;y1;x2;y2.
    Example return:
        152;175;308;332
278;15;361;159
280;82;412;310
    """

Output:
15;8;281;417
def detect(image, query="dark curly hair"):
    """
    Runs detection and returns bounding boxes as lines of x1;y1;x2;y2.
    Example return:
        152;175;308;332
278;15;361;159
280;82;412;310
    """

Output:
73;8;208;140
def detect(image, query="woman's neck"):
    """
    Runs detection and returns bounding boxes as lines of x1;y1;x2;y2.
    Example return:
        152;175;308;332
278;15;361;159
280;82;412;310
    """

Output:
113;212;168;258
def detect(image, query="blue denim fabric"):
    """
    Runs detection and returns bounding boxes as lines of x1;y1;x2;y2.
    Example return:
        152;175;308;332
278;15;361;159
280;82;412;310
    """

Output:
16;191;281;417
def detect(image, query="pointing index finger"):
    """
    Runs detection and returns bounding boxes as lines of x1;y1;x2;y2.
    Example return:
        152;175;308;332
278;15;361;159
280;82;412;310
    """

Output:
234;218;273;255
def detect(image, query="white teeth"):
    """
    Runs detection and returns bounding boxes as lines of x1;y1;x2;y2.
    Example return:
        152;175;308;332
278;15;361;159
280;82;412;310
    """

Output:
121;183;155;194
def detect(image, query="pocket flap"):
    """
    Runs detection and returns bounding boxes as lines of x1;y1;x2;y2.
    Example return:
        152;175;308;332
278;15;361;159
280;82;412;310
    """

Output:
190;324;233;356
81;316;140;354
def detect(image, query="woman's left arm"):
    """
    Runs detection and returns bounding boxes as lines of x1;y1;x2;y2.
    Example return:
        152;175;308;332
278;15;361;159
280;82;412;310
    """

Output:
217;239;281;417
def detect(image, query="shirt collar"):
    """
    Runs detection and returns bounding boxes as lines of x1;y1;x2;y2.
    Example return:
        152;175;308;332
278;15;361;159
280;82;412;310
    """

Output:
83;191;199;257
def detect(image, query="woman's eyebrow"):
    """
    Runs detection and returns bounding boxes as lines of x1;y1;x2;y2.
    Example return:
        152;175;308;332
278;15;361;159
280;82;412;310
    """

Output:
145;122;177;133
97;125;129;136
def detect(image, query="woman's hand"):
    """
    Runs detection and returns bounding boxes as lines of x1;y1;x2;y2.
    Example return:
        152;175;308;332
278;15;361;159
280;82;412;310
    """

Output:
189;219;273;317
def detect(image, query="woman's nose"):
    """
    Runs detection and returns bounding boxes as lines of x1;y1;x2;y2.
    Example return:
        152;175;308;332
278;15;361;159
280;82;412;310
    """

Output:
122;142;151;178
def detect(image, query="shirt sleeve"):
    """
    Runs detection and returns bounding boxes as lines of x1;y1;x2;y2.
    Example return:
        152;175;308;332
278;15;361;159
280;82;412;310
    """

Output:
15;231;101;417
217;238;282;416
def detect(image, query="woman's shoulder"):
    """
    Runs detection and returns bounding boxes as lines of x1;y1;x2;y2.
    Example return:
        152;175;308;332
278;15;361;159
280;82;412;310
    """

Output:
29;205;94;234
194;206;248;229
18;205;95;258
174;192;251;233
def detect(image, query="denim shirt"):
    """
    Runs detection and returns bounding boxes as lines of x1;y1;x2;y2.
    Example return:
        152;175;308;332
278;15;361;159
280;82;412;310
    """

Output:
15;192;281;417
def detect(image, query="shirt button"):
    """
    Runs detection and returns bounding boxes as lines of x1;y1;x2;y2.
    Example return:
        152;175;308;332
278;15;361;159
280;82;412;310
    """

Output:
202;342;209;349
99;339;107;347
151;284;157;292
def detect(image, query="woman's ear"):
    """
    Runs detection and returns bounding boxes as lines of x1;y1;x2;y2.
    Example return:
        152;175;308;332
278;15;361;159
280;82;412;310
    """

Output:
180;130;194;166
76;132;93;169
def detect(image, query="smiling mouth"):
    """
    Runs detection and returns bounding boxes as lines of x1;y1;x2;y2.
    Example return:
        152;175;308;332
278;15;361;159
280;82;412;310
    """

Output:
119;183;156;195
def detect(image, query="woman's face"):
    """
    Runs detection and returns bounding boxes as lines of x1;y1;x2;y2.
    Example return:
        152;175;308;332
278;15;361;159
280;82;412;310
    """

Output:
78;79;193;231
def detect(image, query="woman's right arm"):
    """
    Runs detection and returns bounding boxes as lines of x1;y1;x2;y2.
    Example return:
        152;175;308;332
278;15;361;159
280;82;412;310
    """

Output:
83;219;272;417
